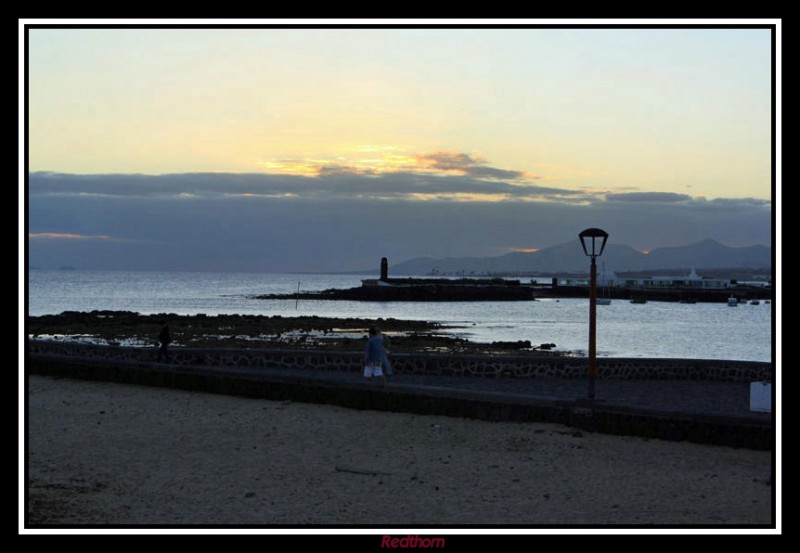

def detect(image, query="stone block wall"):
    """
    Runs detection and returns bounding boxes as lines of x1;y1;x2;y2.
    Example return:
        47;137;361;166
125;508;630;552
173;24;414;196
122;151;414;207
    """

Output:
26;339;771;382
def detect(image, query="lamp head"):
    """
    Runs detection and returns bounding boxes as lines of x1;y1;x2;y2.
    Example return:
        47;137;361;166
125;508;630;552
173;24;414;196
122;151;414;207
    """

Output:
579;228;609;258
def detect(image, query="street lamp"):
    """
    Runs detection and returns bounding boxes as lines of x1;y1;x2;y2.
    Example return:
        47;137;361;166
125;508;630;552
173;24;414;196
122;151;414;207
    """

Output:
579;228;609;400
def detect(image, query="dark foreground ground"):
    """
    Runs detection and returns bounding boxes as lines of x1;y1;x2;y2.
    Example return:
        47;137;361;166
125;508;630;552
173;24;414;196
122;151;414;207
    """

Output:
26;375;774;528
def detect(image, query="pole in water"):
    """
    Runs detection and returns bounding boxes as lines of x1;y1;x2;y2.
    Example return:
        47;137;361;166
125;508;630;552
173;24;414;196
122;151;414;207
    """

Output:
295;281;300;309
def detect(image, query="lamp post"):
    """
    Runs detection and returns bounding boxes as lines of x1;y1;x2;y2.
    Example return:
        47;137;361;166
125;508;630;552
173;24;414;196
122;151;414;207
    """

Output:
579;228;609;400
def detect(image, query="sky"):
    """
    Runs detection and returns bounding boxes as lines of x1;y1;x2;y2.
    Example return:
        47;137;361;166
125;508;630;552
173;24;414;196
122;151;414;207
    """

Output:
23;21;778;273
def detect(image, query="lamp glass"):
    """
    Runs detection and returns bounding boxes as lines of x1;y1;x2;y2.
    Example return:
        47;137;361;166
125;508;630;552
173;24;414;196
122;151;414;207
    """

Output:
578;228;608;258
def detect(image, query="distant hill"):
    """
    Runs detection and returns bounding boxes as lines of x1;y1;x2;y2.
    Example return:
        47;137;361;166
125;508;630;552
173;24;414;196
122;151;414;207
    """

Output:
381;239;771;276
643;240;771;272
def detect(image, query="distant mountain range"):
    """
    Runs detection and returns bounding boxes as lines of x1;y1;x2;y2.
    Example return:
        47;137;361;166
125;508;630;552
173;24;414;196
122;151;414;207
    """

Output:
379;239;772;276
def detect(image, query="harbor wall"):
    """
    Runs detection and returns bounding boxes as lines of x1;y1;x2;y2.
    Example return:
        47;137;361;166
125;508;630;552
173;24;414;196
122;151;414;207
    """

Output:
26;339;771;383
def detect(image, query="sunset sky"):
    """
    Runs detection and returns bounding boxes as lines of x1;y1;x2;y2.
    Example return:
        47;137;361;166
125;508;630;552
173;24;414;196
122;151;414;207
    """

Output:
23;21;779;272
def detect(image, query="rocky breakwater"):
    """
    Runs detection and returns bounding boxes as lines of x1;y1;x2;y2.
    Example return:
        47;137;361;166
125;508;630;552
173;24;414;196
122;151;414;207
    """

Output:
26;310;566;356
251;277;535;302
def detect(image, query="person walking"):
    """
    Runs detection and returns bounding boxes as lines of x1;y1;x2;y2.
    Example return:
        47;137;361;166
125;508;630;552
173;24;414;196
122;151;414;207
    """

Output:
157;322;172;363
364;326;387;383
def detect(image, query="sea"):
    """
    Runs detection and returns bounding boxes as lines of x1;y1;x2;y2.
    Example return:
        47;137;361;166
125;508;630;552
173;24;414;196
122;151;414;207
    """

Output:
26;269;774;363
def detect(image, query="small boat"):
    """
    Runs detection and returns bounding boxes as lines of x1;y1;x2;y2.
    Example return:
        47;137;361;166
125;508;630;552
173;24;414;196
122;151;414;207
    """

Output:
727;295;738;306
630;298;647;304
597;298;612;306
749;299;760;305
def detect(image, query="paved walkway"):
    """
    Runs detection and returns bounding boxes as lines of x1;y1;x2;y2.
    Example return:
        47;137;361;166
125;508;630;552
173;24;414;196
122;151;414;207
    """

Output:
29;348;774;427
199;362;773;424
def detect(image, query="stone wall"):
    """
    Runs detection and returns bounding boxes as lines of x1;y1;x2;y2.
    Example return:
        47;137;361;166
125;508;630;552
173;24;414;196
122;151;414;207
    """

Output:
26;339;771;382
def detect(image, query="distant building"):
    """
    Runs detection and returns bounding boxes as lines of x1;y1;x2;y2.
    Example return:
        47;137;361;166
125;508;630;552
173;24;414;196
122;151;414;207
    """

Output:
560;269;734;290
561;267;620;288
623;269;731;289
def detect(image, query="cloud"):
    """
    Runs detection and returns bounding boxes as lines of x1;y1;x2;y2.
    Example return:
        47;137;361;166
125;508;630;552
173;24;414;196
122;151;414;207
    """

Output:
417;151;483;170
30;171;773;214
256;149;534;182
461;165;528;180
28;232;112;240
27;185;772;273
414;151;529;180
316;165;376;177
600;192;772;215
605;192;693;203
28;169;581;203
30;150;549;204
691;196;773;210
26;155;773;272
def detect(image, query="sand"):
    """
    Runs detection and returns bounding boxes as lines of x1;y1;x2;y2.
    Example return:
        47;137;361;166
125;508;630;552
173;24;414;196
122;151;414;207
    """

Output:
24;374;775;530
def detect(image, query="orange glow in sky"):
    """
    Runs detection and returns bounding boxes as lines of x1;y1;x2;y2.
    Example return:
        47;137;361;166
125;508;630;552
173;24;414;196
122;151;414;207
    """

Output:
256;147;528;180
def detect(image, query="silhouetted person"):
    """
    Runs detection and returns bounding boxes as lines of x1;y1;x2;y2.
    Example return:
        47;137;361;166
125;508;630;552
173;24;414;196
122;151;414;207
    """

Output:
364;326;387;383
157;322;172;363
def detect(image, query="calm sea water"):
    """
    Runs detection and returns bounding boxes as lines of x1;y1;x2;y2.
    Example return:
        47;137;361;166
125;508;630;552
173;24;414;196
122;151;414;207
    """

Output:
26;270;773;362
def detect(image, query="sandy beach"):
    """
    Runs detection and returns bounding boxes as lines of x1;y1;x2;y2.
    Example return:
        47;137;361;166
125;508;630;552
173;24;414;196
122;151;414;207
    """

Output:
25;374;774;530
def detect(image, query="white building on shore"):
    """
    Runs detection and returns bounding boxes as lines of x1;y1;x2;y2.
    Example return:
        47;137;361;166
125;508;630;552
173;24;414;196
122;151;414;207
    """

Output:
623;269;731;289
560;269;734;290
